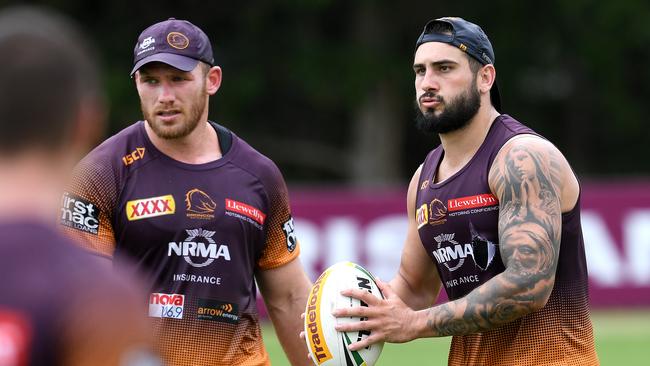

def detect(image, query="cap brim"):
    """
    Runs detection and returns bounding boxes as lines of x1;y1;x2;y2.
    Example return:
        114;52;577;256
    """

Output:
130;53;200;76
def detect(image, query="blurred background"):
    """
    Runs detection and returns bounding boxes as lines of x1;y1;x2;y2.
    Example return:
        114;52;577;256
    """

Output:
2;0;649;364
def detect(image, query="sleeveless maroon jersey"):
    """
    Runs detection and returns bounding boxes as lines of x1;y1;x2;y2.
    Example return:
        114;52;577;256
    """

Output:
61;121;299;366
416;115;598;365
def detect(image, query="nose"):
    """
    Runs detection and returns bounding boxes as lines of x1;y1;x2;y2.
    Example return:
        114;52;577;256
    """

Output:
419;68;439;93
158;82;176;104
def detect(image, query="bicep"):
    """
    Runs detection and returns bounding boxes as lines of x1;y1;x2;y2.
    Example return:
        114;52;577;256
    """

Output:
489;137;564;305
391;166;441;310
393;226;441;310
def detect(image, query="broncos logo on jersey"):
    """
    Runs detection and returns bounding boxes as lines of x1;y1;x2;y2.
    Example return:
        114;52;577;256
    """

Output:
185;189;217;219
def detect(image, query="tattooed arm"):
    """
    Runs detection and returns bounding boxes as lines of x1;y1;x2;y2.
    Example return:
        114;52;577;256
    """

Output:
334;136;578;350
423;135;566;336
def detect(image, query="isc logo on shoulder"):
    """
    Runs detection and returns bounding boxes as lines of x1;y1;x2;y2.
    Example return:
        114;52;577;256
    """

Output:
148;293;184;319
122;147;145;166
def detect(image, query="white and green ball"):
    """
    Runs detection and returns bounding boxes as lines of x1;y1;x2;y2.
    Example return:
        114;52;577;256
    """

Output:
304;261;384;366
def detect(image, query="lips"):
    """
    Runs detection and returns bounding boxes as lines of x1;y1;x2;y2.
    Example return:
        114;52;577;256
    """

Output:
155;109;181;122
419;94;442;108
420;99;440;108
156;110;181;116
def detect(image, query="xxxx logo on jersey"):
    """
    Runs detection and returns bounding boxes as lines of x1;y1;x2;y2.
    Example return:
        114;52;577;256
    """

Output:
126;194;176;221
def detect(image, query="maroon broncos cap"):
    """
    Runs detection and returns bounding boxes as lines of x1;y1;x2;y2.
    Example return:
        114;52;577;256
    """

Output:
131;18;214;76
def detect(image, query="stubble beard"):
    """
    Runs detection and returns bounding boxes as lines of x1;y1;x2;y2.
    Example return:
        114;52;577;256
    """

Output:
142;85;208;140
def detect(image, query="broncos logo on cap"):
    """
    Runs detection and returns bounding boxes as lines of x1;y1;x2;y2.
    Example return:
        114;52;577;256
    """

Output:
167;32;189;49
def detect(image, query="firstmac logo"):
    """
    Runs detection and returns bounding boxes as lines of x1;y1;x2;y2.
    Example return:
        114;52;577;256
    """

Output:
60;193;100;235
126;195;175;221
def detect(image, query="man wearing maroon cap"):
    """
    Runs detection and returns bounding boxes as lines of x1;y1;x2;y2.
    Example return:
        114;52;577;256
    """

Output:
333;17;599;365
62;18;312;366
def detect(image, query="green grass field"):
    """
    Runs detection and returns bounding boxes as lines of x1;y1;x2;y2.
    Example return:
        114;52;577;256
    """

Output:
262;310;650;365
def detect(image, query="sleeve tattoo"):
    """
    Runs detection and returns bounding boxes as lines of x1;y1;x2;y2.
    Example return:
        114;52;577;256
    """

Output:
425;140;563;336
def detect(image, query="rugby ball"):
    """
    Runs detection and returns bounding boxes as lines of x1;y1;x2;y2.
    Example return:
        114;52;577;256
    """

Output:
304;261;384;366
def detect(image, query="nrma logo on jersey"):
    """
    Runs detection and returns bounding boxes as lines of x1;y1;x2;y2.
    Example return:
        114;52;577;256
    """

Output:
168;228;231;267
148;293;184;319
432;233;473;272
432;231;497;273
60;192;100;235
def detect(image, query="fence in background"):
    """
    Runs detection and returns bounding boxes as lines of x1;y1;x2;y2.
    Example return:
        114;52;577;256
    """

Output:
289;182;650;307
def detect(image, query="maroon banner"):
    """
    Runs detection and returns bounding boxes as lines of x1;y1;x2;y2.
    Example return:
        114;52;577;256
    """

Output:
286;182;650;308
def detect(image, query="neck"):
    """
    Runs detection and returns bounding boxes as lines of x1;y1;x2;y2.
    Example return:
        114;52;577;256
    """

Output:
438;104;501;168
145;112;222;164
0;154;66;225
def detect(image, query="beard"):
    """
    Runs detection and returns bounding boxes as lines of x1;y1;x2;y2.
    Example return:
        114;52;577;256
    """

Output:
142;85;208;140
415;82;481;135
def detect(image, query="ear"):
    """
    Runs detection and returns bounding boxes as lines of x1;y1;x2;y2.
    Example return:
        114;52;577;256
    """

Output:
133;71;145;95
206;66;222;95
477;64;496;96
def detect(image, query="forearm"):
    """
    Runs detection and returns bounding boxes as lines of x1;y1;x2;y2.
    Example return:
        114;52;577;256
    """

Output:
412;269;549;338
266;279;312;366
390;273;440;311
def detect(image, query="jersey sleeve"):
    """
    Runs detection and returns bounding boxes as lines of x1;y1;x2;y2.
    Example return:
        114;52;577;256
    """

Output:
59;153;119;257
257;163;300;270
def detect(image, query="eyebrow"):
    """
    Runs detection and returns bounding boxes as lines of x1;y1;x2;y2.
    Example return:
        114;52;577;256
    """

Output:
137;67;158;77
138;68;190;78
413;59;459;69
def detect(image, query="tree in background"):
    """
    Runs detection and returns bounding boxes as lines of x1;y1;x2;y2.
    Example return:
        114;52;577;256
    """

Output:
3;0;648;183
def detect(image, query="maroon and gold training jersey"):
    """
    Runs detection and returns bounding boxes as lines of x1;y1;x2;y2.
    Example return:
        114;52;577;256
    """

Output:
415;115;599;365
60;121;300;366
